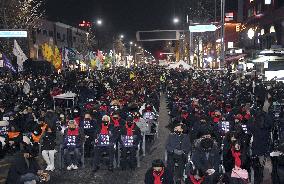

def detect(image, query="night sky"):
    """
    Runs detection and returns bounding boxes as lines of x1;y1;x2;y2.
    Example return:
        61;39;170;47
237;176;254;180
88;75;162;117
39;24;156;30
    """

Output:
45;0;238;53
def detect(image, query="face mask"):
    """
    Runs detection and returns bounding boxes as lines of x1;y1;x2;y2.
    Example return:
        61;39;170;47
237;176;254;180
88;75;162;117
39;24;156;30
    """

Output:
175;131;182;135
84;118;91;121
127;122;133;127
201;138;213;150
103;121;109;126
153;170;162;175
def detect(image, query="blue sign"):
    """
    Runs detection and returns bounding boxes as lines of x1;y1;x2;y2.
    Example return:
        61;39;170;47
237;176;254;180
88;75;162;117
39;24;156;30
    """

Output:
0;31;28;38
189;25;217;33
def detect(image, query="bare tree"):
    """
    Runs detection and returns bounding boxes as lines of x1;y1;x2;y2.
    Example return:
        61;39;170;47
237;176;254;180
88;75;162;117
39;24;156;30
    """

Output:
0;0;44;56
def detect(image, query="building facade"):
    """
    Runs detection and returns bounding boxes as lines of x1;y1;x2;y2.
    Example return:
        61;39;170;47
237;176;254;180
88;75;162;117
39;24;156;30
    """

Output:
30;19;89;59
239;0;284;50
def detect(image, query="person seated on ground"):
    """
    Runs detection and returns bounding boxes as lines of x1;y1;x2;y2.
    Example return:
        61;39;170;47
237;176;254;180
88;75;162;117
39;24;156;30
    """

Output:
185;168;206;184
144;159;174;184
6;145;43;184
63;120;85;171
166;124;191;184
80;112;96;157
93;115;118;173
191;132;220;184
41;126;57;171
119;116;142;170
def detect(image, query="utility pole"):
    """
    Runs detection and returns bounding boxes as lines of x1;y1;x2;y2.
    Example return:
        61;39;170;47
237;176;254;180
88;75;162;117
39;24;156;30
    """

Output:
220;0;226;69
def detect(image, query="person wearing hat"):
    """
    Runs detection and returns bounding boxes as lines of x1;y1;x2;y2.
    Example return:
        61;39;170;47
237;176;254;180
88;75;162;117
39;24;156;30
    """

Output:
6;145;43;184
119;116;142;170
144;159;174;184
191;132;220;184
93;115;118;172
63;120;85;171
165;124;191;184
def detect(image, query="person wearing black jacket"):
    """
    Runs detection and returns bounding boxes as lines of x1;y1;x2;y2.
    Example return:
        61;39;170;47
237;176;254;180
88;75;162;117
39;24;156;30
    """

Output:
191;135;220;184
6;146;43;184
41;126;57;171
166;124;191;184
119;116;142;170
145;159;174;184
80;112;96;157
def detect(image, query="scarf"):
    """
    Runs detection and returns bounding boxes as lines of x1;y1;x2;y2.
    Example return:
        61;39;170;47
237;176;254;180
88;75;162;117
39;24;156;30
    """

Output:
100;106;108;111
111;116;120;127
244;113;251;120
189;175;205;184
67;128;79;136
182;113;189;119
153;169;164;184
213;117;220;123
231;148;242;168
101;123;109;134
126;123;135;136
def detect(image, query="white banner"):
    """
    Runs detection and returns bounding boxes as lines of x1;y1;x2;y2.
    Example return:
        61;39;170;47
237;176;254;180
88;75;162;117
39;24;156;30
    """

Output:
13;40;28;72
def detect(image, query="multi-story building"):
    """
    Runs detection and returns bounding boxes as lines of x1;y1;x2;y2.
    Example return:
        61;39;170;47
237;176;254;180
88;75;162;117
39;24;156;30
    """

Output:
239;0;284;50
30;19;89;59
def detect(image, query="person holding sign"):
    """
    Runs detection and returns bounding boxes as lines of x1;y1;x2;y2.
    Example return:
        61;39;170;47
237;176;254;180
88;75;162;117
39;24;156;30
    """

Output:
119;116;142;170
93;115;118;173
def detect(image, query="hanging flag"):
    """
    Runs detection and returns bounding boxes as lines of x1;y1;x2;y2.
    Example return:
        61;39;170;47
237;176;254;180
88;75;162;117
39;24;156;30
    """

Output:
63;48;70;67
13;40;28;72
2;54;16;73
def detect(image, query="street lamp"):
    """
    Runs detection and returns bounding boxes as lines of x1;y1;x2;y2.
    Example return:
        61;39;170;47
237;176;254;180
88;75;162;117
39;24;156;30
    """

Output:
120;34;124;39
130;41;133;45
97;19;102;26
173;17;179;24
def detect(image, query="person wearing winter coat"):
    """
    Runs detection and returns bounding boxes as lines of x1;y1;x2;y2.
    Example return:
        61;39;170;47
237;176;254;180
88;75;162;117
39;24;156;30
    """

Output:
41;126;57;171
6;146;43;184
166;124;191;183
144;159;174;184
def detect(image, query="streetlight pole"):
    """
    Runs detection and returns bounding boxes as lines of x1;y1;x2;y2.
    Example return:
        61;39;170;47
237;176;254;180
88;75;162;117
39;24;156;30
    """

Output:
220;0;226;69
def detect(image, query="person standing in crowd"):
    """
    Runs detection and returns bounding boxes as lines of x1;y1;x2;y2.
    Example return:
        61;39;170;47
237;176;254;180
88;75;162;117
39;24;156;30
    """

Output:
166;124;191;184
249;105;273;184
191;132;220;183
144;159;174;184
41;126;57;171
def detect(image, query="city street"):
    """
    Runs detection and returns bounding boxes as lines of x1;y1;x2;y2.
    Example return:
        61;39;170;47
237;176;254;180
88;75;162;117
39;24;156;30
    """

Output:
0;0;284;184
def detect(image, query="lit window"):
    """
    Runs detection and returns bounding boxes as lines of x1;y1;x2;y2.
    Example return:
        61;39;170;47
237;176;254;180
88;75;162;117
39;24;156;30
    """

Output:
260;29;265;35
265;0;271;5
270;26;275;33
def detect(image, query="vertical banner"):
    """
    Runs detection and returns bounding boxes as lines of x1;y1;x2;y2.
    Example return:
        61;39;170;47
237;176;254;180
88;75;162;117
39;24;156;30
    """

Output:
13;40;28;72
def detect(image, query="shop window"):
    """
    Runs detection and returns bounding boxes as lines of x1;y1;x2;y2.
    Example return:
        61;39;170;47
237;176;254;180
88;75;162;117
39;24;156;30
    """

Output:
48;31;54;37
248;8;254;17
43;30;47;36
256;3;262;14
57;32;61;39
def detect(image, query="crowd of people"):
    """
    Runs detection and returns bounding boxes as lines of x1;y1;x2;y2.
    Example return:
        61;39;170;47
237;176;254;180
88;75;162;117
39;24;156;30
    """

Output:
0;67;162;183
144;69;284;184
0;66;284;184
